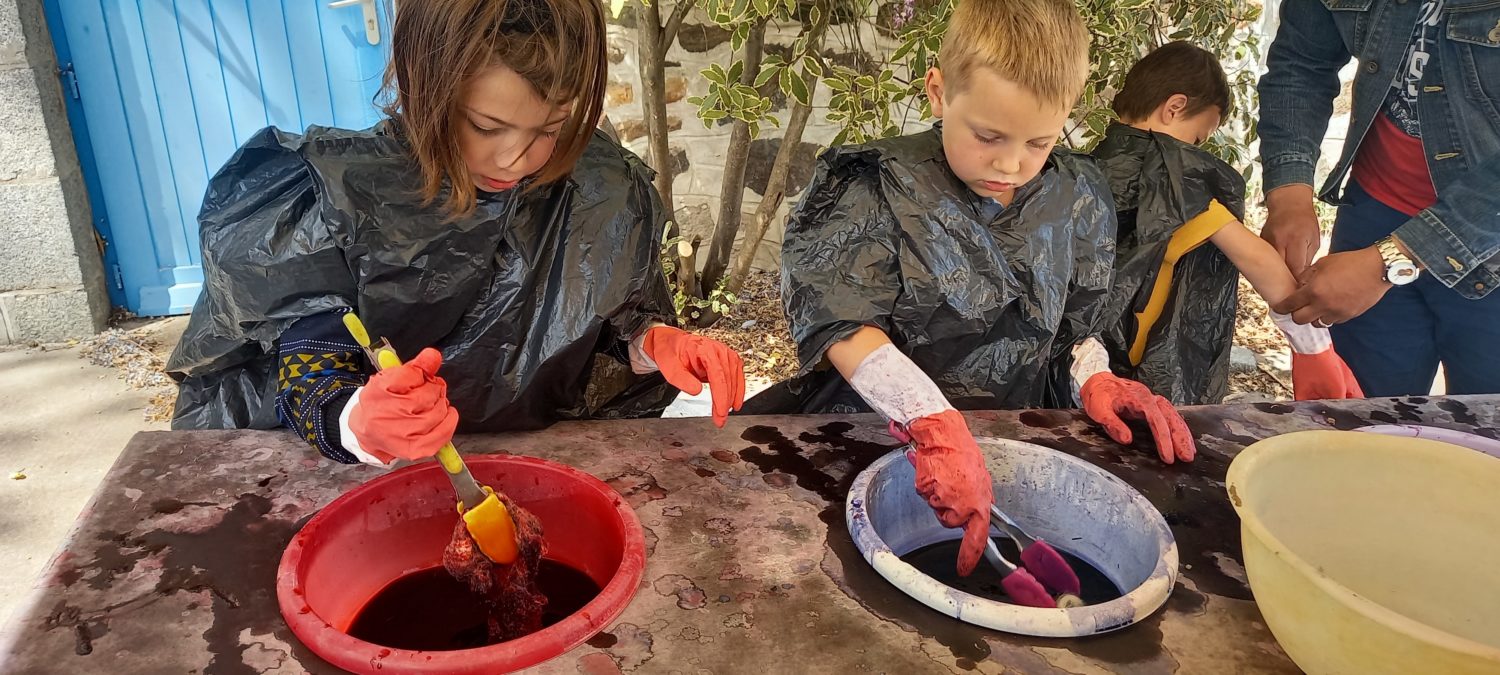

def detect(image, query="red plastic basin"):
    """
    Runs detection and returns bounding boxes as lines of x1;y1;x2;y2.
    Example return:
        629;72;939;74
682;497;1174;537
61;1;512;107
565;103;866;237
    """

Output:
277;455;645;674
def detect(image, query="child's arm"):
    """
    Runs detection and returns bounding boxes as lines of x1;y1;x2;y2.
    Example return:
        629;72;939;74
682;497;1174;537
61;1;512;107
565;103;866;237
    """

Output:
1209;220;1299;306
826;326;894;378
827;326;950;424
1207;218;1364;400
827;327;994;576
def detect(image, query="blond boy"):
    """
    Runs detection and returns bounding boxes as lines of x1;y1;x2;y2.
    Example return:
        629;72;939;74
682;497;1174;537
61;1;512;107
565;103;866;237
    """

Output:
750;0;1196;583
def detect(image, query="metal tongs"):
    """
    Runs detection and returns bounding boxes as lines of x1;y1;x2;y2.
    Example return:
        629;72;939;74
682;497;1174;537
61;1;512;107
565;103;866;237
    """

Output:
984;503;1084;608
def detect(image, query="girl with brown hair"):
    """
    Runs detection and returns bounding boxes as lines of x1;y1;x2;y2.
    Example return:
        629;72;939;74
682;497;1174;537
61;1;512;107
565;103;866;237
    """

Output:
166;0;745;464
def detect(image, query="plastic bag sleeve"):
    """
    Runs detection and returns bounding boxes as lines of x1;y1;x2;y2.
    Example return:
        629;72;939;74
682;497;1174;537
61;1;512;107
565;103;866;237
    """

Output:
599;155;678;347
783;161;901;373
848;343;954;425
1069;338;1111;387
194;129;358;346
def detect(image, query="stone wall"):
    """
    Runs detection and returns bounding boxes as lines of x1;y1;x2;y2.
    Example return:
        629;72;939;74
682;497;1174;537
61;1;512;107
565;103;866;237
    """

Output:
0;0;106;344
602;7;926;273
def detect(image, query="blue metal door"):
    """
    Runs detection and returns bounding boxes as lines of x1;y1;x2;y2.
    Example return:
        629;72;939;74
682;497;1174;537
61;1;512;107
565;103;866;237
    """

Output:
43;0;394;316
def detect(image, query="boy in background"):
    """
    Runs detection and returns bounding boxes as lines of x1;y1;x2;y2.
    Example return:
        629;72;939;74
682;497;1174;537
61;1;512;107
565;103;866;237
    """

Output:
1093;42;1361;404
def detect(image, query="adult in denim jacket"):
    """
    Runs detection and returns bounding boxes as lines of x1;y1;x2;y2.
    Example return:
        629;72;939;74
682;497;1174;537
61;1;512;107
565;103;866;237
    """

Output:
1259;0;1500;396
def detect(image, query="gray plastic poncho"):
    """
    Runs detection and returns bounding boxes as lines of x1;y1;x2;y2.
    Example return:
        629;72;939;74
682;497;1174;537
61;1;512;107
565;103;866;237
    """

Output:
1093;123;1247;405
744;126;1118;414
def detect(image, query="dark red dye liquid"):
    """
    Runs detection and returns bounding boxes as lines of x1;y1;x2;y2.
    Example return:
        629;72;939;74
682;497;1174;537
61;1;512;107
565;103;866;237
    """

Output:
347;561;601;651
900;539;1123;606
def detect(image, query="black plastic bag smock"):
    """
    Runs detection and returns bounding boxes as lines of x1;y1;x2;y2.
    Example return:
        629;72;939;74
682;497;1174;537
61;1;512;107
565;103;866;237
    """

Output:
744;126;1118;415
1093;123;1246;405
166;123;678;431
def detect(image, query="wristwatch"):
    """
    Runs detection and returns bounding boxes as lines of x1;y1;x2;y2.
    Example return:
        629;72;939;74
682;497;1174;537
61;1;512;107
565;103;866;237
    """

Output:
1375;236;1420;285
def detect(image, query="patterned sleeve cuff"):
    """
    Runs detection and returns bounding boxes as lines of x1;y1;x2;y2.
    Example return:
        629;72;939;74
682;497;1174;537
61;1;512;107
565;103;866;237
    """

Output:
275;311;370;462
279;377;361;463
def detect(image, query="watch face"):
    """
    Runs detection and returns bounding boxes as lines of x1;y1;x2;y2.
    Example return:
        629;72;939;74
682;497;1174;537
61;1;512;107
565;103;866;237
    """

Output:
1387;261;1420;285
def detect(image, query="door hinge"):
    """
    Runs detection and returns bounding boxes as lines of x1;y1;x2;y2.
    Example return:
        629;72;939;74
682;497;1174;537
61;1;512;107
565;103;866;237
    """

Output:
110;264;124;291
59;63;81;100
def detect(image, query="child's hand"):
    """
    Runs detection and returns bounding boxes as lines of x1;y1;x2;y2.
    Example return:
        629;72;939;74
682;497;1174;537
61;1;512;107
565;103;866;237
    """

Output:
902;410;995;577
1080;373;1196;464
346;348;460;463
642;326;746;427
1291;351;1364;400
1273;312;1364;401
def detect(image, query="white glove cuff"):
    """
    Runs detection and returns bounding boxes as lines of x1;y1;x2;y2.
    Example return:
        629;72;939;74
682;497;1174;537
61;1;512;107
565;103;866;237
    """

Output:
1271;312;1333;354
848;343;954;426
339;388;394;467
1069;338;1111;386
628;323;663;375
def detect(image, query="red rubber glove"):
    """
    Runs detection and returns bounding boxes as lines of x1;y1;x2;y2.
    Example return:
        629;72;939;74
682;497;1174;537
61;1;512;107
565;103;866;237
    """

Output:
1080;372;1196;465
904;410;995;577
347;348;460;462
1291;349;1364;400
642;326;746;427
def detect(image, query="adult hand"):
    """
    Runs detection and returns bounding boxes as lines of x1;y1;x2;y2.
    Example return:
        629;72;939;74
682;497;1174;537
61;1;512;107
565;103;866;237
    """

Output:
1271;246;1391;326
1262;184;1323;277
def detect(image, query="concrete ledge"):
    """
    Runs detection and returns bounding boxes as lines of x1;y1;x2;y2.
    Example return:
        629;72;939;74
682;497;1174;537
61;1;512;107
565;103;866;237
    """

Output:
0;286;100;344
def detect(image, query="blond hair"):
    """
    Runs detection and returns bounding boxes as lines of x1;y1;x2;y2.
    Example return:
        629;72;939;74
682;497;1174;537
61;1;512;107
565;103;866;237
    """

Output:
938;0;1090;110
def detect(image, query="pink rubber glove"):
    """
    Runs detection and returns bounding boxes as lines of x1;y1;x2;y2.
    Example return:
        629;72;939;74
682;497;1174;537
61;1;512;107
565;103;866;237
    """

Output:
641;326;746;427
1080;372;1196;464
1274;314;1364;401
1292;350;1365;400
347;348;460;462
903;410;995;577
893;418;1060;606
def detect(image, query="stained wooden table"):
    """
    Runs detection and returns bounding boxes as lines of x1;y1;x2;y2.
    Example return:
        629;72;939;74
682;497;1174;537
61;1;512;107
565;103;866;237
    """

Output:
2;395;1495;674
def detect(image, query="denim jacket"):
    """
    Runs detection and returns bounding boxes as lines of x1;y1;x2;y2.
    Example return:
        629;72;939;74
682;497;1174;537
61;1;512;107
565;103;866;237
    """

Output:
1259;0;1500;299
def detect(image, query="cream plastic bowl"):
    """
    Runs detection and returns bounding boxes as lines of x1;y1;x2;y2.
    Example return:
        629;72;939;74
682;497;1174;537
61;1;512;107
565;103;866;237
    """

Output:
1226;430;1500;675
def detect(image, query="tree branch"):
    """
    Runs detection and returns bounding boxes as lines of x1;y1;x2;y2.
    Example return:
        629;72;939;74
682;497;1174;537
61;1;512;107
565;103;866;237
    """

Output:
700;20;768;297
660;0;696;53
724;0;832;296
727;98;816;296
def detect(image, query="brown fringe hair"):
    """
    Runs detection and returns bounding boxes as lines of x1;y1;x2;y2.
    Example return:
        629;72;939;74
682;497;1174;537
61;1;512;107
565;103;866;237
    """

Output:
381;0;607;217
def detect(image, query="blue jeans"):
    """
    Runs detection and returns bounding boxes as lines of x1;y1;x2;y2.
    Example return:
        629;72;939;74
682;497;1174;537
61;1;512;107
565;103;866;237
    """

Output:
1328;182;1500;396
